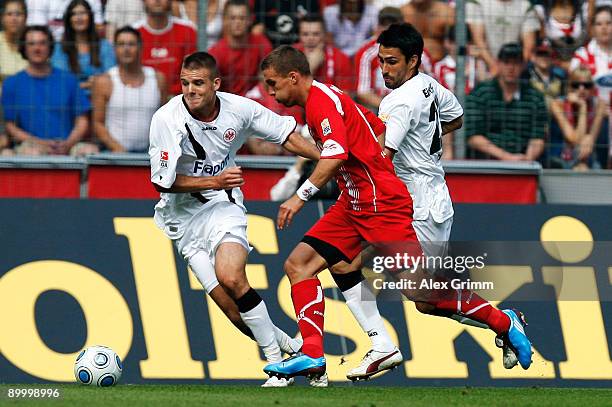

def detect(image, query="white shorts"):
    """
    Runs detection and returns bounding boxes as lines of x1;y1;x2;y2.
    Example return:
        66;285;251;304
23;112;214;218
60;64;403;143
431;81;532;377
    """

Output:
413;215;453;258
175;201;251;264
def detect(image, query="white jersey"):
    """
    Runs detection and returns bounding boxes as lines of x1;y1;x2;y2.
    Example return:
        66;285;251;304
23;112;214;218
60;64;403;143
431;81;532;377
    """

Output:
149;93;297;238
378;72;463;223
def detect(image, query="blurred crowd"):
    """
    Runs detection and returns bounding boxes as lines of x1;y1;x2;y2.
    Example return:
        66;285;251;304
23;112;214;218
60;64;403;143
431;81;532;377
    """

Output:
0;0;610;169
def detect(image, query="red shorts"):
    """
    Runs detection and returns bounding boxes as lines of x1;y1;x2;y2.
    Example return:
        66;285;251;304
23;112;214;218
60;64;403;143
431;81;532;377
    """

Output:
304;201;420;265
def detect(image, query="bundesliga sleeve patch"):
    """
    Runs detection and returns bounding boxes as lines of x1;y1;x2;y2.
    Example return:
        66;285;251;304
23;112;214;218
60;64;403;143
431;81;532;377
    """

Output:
160;151;169;168
321;118;332;136
320;139;345;158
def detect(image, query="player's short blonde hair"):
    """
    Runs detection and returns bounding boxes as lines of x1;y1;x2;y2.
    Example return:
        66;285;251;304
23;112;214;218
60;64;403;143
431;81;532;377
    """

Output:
260;45;311;77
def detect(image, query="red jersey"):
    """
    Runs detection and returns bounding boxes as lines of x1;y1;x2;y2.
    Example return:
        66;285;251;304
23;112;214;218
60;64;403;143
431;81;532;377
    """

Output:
306;81;412;212
133;17;197;95
295;44;355;92
209;34;273;96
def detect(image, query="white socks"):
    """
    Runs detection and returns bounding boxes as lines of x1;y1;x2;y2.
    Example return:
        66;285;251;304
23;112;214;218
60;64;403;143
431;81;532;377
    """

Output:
240;301;283;363
342;281;396;352
274;326;303;354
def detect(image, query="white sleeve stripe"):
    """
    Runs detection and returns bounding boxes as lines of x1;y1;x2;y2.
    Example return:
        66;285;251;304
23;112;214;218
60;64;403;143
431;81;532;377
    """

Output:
312;81;344;116
357;45;378;93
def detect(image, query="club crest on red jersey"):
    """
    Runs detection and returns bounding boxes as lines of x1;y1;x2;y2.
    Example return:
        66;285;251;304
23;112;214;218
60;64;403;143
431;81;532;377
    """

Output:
321;118;332;136
223;128;236;142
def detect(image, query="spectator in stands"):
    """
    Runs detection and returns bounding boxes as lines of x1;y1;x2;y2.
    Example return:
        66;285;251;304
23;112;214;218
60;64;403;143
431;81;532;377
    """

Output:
549;66;608;169
169;0;226;49
133;0;197;95
401;0;454;64
51;0;116;96
467;0;539;77
295;14;355;93
104;0;144;42
26;0;104;40
92;26;165;153
354;6;402;111
253;0;319;47
1;99;11;155
465;43;547;161
521;41;567;108
1;0;28;86
322;0;378;57
1;25;93;155
538;0;587;69
570;5;612;107
433;25;487;96
171;0;197;24
209;0;272;96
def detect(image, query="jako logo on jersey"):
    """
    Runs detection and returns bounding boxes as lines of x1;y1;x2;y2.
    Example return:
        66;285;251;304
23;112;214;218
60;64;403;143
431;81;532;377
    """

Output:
193;154;230;175
223;128;236;142
151;47;169;59
202;126;217;131
321;118;332;136
160;151;169;168
320;139;345;158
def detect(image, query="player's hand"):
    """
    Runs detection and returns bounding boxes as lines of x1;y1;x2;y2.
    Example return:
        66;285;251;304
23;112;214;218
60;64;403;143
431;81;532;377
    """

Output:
216;167;244;189
277;194;305;230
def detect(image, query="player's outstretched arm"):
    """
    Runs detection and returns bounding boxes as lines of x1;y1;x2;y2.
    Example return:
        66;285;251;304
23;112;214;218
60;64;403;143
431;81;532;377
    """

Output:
282;132;320;160
277;158;344;230
153;167;245;193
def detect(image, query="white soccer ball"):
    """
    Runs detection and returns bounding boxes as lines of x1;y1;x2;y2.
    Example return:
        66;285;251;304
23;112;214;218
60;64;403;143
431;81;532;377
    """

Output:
74;345;122;387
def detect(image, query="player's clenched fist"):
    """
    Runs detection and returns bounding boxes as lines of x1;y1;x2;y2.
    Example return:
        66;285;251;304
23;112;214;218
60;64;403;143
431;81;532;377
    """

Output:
216;166;244;189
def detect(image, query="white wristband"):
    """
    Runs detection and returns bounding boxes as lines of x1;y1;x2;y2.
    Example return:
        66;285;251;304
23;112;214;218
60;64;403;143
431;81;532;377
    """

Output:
296;179;320;201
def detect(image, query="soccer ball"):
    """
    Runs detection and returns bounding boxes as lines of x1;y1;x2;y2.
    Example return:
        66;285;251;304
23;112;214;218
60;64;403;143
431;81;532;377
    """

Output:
74;345;122;387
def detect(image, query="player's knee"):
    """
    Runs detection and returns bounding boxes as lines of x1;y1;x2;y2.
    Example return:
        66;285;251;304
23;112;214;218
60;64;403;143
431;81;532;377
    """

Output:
415;301;436;314
284;256;306;283
217;273;248;298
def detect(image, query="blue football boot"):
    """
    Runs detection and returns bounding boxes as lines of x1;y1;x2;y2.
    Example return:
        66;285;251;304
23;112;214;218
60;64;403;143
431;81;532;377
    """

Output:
263;352;326;379
502;309;533;369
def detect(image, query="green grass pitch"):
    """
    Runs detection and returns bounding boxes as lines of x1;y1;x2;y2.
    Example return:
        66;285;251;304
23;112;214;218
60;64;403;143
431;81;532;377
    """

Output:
0;384;610;406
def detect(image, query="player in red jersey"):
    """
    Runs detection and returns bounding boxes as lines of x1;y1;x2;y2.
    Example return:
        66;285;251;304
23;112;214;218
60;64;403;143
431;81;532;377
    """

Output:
260;45;415;380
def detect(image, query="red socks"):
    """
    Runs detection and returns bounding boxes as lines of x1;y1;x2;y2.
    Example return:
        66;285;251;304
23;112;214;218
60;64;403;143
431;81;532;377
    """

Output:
432;290;510;335
291;278;325;358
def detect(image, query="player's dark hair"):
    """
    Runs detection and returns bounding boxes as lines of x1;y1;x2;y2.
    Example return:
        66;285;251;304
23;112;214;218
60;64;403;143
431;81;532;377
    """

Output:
19;25;54;60
299;14;325;32
223;0;250;17
114;25;142;46
377;23;424;70
182;52;220;78
260;45;311;77
2;0;27;18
